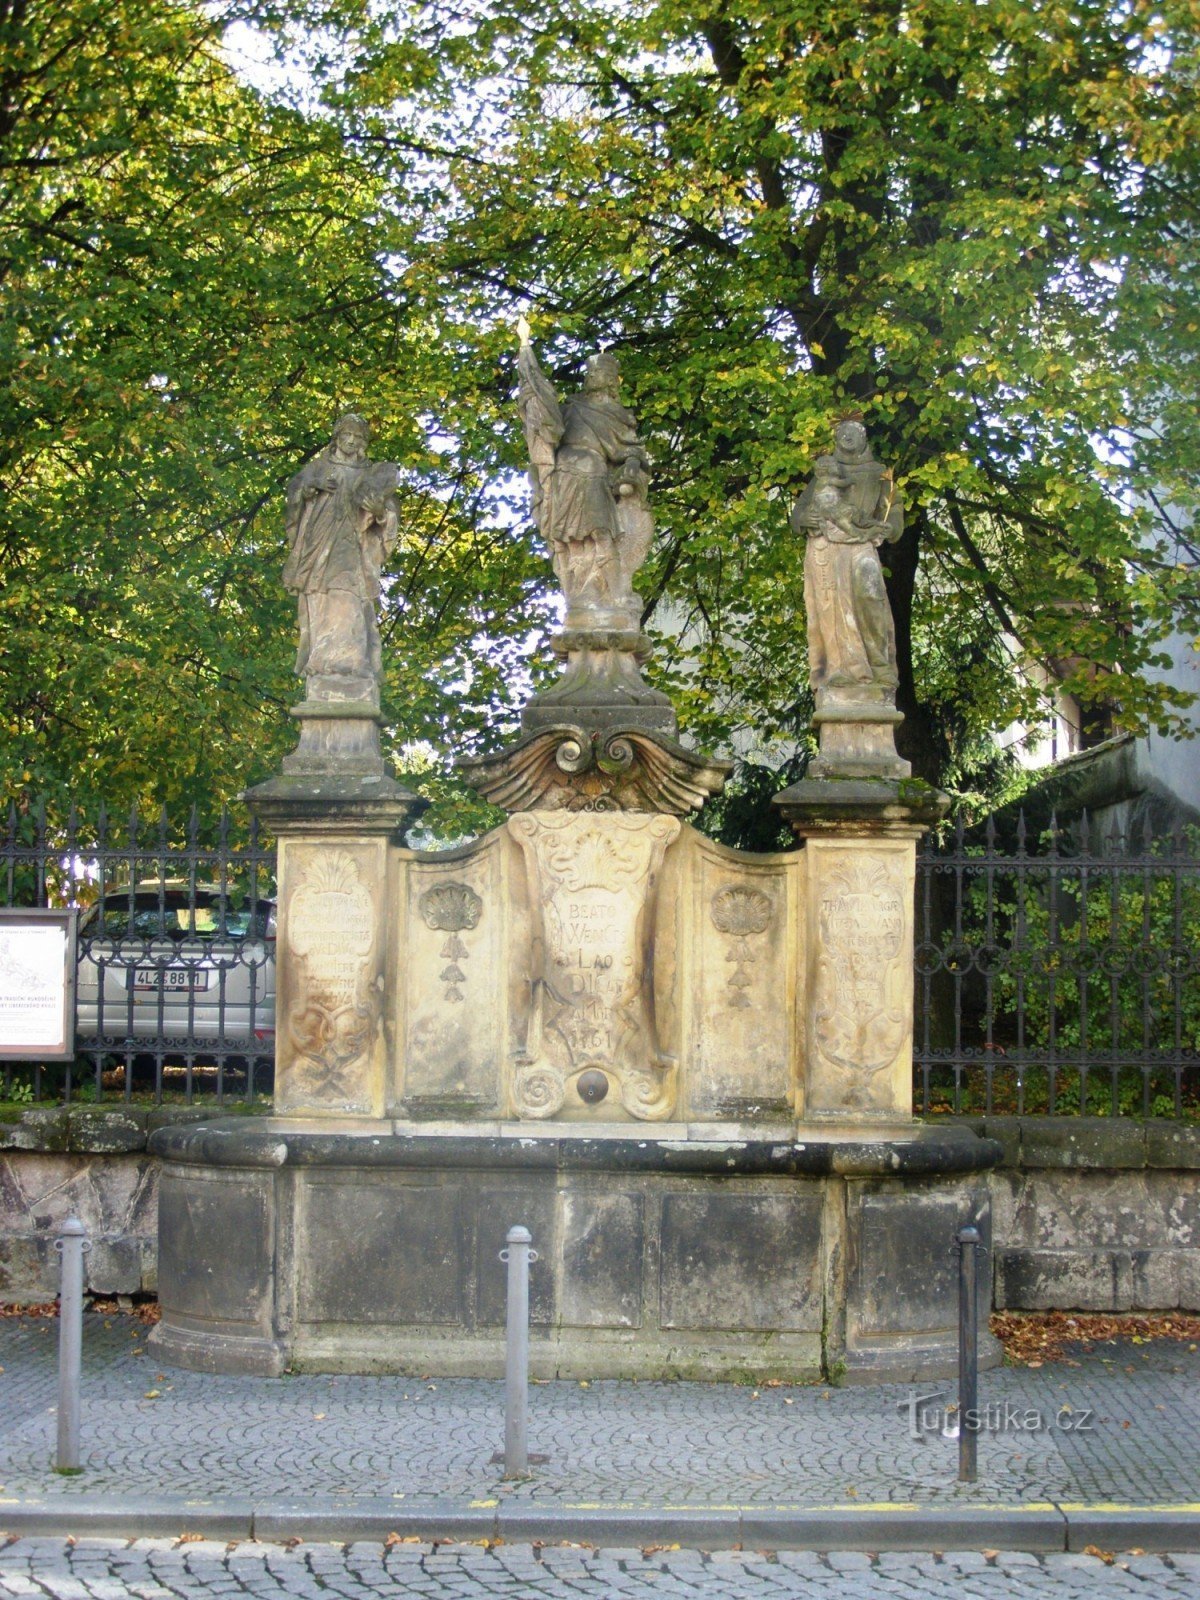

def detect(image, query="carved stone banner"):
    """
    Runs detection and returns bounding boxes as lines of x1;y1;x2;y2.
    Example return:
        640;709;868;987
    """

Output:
507;812;680;1120
285;848;378;1107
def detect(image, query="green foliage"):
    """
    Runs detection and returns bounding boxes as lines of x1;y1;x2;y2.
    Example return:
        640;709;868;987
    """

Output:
264;0;1200;788
0;0;547;825
2;0;1198;829
951;828;1200;1115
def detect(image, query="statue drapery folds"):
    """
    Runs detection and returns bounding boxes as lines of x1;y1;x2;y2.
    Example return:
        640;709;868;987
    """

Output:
283;412;400;706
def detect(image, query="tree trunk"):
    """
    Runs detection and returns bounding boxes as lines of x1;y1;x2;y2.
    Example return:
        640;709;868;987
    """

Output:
885;507;944;786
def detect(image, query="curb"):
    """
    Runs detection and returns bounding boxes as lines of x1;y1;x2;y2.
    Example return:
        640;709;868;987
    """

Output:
1;1497;1199;1552
0;1497;254;1541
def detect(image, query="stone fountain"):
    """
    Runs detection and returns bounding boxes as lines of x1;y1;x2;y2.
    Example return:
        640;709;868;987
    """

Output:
149;350;1001;1383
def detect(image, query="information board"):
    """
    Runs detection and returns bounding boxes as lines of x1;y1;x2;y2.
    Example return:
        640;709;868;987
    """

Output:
0;909;77;1061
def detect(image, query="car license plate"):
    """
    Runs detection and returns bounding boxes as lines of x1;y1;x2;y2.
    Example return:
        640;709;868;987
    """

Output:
131;968;210;992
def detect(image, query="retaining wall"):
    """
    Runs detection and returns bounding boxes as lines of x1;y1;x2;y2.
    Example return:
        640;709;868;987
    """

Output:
1;1109;1198;1314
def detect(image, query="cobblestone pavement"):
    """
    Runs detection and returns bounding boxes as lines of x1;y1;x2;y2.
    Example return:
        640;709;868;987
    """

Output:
1;1318;1198;1510
1;1538;1199;1599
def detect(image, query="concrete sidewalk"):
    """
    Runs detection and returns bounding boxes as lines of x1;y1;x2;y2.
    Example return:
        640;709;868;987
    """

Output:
1;1316;1198;1551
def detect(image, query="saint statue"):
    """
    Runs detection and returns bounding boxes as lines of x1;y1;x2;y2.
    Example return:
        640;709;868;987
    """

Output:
282;413;399;705
791;419;903;709
516;319;653;631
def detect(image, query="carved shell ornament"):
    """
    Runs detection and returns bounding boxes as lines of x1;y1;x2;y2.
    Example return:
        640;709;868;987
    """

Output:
710;886;773;937
710;886;773;1010
419;881;483;933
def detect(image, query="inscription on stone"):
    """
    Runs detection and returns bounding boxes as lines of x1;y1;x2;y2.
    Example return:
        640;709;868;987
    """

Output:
814;856;905;1097
288;849;376;1097
508;813;680;1120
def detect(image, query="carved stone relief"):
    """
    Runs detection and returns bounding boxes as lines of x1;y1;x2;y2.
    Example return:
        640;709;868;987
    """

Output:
400;835;507;1114
507;812;680;1120
709;886;774;1009
811;852;908;1110
287;848;377;1102
419;881;483;1004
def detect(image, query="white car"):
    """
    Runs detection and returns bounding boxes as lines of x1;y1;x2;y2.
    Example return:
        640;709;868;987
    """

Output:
75;882;275;1066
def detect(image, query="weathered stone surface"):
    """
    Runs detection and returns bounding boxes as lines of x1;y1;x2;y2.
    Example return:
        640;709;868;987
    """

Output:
298;1178;465;1326
560;1189;644;1329
156;1166;274;1326
848;1179;980;1337
791;419;908;780
149;1119;1002;1380
458;725;730;816
995;1248;1127;1311
662;829;799;1120
67;1106;148;1153
1020;1117;1148;1169
397;832;507;1117
0;1150;157;1283
507;811;681;1121
801;838;915;1120
475;1186;556;1328
0;1107;68;1151
1146;1120;1200;1169
659;1190;823;1332
282;415;398;717
275;836;390;1117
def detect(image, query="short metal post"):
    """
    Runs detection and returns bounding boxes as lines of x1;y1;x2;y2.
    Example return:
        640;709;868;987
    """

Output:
54;1217;89;1472
499;1225;538;1479
957;1223;981;1483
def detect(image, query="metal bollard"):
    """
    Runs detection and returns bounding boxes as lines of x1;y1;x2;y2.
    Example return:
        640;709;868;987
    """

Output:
956;1223;981;1483
499;1225;538;1479
54;1217;90;1472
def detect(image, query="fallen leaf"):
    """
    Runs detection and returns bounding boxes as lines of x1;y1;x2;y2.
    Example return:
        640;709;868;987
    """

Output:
144;1390;160;1399
313;1413;325;1420
175;1534;204;1545
384;1532;420;1547
1084;1545;1116;1565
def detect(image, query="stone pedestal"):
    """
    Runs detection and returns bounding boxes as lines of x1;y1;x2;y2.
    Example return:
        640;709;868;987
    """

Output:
283;701;389;777
148;1120;1002;1383
246;773;422;1118
774;776;948;1122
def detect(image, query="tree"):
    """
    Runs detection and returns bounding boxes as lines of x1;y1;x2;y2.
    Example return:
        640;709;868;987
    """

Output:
260;0;1200;790
0;0;545;827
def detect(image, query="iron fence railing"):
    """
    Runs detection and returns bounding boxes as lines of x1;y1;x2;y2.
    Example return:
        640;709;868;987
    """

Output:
2;798;1198;1116
915;812;1200;1118
1;801;275;1105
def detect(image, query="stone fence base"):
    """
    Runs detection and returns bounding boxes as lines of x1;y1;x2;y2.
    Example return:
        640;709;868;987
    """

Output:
2;1109;1198;1318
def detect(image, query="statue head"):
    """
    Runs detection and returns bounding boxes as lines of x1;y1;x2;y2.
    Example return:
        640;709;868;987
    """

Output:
833;417;868;459
583;351;621;397
330;412;370;460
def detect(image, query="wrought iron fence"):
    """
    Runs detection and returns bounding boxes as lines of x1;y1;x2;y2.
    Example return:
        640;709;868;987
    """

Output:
1;801;276;1105
915;812;1200;1118
2;797;1198;1116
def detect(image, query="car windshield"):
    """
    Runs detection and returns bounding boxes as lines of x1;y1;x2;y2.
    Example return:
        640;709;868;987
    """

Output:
85;895;274;940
